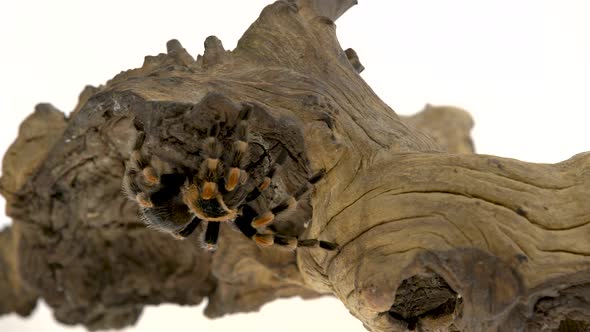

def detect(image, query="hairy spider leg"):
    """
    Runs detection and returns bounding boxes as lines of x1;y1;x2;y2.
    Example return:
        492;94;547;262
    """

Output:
250;169;327;229
233;205;275;247
174;209;222;251
234;206;337;250
123;130;195;233
224;104;252;191
133;132;160;185
295;239;339;250
135;173;192;232
235;148;289;206
203;222;221;250
123;131;162;208
198;122;224;200
177;216;202;238
232;165;337;250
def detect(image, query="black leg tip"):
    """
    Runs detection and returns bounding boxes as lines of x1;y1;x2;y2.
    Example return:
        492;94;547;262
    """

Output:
297;239;338;251
178;217;202;238
202;242;218;252
309;169;326;184
319;241;338;251
239;104;253;120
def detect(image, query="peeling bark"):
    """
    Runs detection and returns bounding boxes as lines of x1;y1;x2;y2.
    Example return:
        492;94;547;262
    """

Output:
0;1;588;331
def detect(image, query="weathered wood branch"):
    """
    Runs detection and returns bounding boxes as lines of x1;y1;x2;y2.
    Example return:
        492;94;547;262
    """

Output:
0;1;588;331
301;151;590;331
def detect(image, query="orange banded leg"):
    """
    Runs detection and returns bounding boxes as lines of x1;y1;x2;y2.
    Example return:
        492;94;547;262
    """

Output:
142;167;159;185
202;123;223;158
198;158;221;200
242;149;289;204
224;140;248;191
124;154;162;205
253;234;274;247
201;180;218;200
250;169;325;229
235;206;272;247
224;106;251;191
225;167;242;192
198;123;224;199
128;134;162;189
135;193;154;208
235;206;337;250
250;196;297;229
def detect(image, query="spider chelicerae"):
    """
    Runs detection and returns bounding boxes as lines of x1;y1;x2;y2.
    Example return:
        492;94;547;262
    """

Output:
122;103;337;251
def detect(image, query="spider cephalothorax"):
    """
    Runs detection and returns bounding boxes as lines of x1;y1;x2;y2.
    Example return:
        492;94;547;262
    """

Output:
122;102;337;251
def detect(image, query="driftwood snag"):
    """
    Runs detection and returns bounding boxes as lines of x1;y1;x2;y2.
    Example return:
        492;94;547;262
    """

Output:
1;1;589;331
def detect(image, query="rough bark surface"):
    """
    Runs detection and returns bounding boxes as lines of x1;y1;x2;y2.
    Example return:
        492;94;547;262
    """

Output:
1;1;588;331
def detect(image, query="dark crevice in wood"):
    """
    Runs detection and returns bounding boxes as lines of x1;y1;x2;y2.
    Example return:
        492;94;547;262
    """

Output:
388;273;459;331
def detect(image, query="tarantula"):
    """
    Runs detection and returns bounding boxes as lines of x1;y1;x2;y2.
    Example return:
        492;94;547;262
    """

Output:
122;103;337;251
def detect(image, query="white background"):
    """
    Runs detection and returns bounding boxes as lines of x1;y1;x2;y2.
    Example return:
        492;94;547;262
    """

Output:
0;1;588;331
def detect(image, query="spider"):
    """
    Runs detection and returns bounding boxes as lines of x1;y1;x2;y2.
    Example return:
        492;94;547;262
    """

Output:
122;103;337;252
